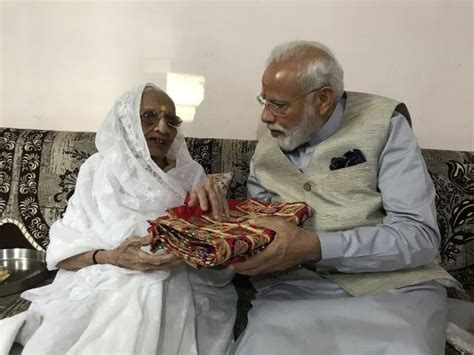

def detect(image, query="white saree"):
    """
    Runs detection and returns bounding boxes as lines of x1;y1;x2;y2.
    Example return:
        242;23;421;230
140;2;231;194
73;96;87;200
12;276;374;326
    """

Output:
0;84;237;355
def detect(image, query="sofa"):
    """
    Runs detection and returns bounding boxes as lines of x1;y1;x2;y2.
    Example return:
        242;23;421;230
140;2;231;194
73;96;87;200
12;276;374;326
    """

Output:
0;127;473;352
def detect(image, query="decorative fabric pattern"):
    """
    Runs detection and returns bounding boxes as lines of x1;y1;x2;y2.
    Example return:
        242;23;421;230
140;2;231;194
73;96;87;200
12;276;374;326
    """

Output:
0;129;20;215
0;129;97;249
148;199;312;268
17;130;50;249
186;138;257;199
450;265;474;290
422;149;474;283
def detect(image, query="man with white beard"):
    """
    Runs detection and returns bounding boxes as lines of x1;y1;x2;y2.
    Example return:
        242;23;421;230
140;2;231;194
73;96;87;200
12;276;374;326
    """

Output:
230;41;457;355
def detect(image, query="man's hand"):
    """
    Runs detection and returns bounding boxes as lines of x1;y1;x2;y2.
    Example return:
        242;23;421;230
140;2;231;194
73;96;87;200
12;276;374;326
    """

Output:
230;217;322;275
188;178;229;221
106;234;183;272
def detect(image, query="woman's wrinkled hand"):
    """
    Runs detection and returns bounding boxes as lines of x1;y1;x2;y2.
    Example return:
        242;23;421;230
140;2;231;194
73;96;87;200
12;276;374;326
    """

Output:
188;178;229;221
110;234;183;272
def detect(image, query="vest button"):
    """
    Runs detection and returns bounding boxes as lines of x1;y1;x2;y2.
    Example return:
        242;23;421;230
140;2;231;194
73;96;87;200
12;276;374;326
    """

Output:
303;182;311;192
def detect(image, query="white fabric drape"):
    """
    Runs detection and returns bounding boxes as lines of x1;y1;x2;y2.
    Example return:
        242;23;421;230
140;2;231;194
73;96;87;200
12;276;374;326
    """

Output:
47;83;207;268
0;84;237;355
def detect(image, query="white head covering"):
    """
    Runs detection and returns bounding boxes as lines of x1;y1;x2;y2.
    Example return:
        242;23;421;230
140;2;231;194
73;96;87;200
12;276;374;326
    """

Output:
46;83;207;269
23;85;235;355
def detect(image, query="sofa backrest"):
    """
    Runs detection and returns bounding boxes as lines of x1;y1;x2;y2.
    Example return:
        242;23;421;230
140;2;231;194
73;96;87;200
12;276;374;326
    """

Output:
0;129;257;248
0;128;472;288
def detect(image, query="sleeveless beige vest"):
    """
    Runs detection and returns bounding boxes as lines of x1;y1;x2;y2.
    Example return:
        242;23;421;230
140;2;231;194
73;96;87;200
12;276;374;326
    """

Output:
252;91;457;296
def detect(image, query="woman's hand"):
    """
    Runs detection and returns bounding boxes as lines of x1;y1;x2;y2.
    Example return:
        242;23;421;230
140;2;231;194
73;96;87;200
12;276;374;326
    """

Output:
106;234;183;272
188;178;229;221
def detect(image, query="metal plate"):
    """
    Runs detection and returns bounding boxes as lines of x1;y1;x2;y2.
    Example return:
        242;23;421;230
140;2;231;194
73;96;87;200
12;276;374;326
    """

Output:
0;248;50;297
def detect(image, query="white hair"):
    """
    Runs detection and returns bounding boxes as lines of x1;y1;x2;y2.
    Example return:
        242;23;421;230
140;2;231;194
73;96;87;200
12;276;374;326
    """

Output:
266;40;345;100
142;83;175;110
143;83;166;96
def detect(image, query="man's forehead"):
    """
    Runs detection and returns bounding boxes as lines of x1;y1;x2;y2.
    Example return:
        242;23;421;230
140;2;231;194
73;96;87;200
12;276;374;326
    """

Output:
262;62;301;97
263;62;298;82
262;48;329;87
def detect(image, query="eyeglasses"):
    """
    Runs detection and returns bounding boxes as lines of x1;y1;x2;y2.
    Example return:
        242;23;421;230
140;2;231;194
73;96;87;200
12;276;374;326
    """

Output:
140;109;182;128
256;86;324;117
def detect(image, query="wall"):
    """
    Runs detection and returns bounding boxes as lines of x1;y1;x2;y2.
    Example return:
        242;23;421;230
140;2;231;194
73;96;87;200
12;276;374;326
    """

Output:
1;0;472;150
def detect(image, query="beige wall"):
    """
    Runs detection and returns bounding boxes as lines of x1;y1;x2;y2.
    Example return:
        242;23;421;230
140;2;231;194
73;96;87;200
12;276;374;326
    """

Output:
1;0;472;150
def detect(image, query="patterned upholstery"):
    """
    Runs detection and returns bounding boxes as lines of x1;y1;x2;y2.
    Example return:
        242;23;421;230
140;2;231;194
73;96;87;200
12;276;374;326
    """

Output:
422;149;474;290
0;128;472;290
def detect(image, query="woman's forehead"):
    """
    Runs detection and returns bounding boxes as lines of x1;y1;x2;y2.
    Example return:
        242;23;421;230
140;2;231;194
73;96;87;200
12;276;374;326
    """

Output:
140;89;175;112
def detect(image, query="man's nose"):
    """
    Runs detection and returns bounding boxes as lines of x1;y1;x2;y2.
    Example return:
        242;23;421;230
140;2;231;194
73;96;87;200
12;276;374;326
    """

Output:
261;106;277;124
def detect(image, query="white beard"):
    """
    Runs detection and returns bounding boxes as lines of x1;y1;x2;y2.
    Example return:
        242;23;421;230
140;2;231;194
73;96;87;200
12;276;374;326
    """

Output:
268;103;323;152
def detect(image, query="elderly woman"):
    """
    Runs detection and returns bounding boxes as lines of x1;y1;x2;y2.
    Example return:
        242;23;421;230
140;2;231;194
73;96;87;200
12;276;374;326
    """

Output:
1;84;237;354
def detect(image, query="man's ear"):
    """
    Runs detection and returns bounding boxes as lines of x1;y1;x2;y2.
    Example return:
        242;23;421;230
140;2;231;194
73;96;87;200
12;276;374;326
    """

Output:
315;87;337;118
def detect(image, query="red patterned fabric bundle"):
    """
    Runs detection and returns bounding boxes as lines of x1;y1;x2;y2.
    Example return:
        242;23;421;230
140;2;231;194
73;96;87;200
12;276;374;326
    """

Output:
147;199;312;268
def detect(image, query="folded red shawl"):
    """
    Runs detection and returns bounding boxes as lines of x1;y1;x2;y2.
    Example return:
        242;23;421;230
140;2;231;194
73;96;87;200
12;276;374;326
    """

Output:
147;199;312;268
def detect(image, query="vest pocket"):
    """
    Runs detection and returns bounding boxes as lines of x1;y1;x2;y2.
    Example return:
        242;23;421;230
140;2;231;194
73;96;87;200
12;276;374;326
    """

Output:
322;162;375;196
313;162;380;230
